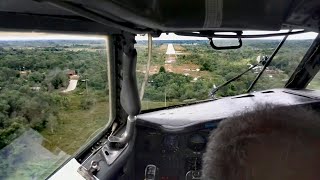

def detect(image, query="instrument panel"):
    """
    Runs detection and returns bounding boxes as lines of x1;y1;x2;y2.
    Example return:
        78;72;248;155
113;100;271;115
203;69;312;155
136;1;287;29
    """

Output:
74;89;320;180
135;125;214;180
162;135;179;153
135;90;320;179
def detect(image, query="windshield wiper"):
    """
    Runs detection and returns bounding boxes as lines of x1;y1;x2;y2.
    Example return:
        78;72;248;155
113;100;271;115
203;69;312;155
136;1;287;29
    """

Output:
210;29;292;99
246;29;292;93
210;60;265;99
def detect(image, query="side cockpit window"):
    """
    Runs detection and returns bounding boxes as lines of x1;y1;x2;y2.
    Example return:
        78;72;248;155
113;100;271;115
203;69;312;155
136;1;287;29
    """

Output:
0;32;110;179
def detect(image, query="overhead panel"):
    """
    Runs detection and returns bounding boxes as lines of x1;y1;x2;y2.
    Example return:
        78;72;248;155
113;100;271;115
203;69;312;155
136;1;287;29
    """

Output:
0;0;73;15
0;0;318;33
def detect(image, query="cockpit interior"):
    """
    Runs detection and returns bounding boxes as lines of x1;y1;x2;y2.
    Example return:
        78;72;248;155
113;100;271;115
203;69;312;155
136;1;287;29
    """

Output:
0;0;320;180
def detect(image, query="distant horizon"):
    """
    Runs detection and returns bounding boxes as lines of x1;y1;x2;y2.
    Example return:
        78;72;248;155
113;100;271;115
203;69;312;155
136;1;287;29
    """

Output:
0;38;315;41
0;31;317;41
136;31;318;40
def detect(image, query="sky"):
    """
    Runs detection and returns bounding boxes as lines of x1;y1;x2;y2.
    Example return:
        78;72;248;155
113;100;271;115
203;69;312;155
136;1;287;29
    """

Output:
0;31;317;41
0;32;105;41
136;31;318;40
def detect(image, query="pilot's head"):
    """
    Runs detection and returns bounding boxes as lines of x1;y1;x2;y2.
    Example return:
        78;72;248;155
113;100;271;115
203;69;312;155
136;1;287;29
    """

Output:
202;104;320;180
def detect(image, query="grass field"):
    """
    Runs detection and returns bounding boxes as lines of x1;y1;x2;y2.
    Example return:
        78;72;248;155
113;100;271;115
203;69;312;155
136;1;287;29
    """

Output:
308;73;320;90
41;94;109;155
39;93;182;155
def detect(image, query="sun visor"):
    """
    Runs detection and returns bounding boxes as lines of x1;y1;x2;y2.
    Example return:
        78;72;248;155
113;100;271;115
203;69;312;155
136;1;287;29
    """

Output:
160;0;292;30
104;0;293;30
220;0;293;30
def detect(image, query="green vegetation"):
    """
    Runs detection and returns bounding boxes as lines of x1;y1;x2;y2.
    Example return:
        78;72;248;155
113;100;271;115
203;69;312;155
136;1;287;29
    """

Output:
136;39;314;104
0;38;316;179
0;43;109;154
144;72;210;101
40;93;109;154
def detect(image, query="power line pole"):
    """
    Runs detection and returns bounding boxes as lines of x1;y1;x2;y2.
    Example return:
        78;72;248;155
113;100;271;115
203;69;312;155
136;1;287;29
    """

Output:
165;89;167;107
140;34;152;100
86;79;88;95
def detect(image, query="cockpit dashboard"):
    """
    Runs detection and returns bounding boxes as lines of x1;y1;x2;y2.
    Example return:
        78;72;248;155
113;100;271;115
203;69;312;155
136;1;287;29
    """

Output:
76;88;320;180
134;88;320;180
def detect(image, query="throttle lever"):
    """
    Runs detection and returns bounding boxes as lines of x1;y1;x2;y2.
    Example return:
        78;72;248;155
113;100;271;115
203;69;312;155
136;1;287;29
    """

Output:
145;164;158;180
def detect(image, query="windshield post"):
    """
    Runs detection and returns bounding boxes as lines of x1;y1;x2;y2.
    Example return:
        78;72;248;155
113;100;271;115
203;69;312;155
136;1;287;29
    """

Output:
107;33;140;148
285;34;320;89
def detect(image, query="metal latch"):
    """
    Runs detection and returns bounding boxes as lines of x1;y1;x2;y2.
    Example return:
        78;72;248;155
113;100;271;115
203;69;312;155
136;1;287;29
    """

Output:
78;161;100;180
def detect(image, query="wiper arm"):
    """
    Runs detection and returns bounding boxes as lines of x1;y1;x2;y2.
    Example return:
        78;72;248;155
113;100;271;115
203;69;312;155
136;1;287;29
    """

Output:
210;62;262;98
210;29;292;99
246;29;292;93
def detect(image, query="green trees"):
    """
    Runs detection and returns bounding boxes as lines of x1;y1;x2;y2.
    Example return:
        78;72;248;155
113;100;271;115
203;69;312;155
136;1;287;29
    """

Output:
0;88;64;148
46;69;68;90
80;97;96;110
28;71;45;84
0;44;110;149
144;68;211;101
159;66;166;73
0;39;314;149
139;39;314;104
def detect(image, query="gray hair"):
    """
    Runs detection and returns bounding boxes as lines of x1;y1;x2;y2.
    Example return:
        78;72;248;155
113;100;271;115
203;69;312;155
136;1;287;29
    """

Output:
202;104;320;180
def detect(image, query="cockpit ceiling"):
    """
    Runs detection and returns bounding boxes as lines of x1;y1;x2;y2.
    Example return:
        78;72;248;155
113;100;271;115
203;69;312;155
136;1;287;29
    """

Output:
0;0;319;34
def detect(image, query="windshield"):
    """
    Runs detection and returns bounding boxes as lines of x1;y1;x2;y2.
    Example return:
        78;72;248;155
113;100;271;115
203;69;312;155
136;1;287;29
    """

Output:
0;33;110;179
136;32;318;111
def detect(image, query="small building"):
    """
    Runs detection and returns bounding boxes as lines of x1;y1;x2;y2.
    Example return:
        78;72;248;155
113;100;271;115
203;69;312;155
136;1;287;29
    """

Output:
66;69;76;76
19;70;31;77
